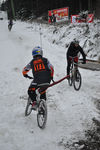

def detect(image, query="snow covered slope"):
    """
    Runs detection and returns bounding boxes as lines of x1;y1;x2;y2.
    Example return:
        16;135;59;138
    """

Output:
40;21;100;61
0;16;100;150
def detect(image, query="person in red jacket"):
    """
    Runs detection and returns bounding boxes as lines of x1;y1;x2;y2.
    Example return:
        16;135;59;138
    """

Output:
22;46;54;110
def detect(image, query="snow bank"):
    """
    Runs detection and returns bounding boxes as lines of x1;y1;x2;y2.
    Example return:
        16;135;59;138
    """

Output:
33;20;100;61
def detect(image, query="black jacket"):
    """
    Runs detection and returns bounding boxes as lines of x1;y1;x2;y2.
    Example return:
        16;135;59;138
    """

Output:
22;57;54;84
67;42;86;62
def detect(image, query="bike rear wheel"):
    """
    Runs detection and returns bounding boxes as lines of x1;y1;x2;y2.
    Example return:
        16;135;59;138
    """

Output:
37;99;47;129
73;71;82;91
25;97;32;116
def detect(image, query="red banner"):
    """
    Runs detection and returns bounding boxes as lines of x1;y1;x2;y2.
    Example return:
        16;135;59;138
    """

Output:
48;7;69;23
71;14;94;23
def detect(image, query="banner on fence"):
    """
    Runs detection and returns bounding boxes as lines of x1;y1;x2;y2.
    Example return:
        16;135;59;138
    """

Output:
71;14;94;23
48;7;69;23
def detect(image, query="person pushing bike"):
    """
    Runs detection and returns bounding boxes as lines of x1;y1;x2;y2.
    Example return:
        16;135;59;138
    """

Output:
22;46;54;110
66;40;86;76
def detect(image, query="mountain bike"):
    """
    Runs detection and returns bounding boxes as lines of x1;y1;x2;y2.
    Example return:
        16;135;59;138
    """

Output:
25;76;48;129
24;74;70;129
68;57;82;91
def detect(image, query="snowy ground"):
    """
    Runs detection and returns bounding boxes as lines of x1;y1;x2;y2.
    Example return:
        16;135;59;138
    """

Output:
0;12;100;150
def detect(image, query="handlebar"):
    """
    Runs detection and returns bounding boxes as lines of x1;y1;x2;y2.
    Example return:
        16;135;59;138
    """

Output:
78;60;86;64
69;57;86;64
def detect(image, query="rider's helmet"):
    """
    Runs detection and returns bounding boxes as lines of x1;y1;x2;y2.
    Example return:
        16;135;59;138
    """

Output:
32;46;43;58
73;39;79;45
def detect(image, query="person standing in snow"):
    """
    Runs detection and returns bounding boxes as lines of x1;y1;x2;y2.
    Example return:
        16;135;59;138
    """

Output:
66;40;86;76
22;46;54;110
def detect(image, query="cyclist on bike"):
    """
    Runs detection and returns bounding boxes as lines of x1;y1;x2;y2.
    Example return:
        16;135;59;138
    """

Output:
22;46;54;110
66;40;86;76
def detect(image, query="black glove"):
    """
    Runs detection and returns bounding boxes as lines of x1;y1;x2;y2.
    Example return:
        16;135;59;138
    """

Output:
24;74;28;78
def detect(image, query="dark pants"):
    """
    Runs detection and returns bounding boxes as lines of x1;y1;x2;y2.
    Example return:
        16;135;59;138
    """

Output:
67;56;78;75
28;82;47;102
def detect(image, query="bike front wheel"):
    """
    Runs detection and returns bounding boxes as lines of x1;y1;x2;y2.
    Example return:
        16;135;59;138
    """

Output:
73;71;82;91
68;76;73;86
37;99;47;129
25;97;32;116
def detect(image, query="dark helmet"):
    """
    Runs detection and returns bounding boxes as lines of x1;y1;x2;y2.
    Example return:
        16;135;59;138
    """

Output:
73;39;79;45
